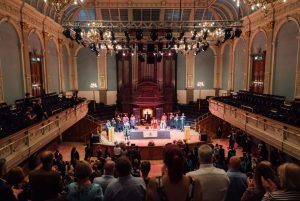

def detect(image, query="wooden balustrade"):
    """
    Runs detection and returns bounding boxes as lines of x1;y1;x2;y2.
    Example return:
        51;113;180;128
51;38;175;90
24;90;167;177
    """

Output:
0;101;89;170
209;99;300;159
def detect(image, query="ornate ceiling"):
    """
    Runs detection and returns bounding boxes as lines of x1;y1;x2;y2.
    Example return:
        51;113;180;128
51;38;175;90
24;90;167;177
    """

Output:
24;0;251;23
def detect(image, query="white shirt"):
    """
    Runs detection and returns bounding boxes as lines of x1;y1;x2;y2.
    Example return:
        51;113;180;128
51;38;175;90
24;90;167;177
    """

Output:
186;164;229;201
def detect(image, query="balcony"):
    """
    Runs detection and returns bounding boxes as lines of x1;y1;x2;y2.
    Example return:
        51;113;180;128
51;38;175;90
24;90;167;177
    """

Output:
0;101;89;170
209;98;300;160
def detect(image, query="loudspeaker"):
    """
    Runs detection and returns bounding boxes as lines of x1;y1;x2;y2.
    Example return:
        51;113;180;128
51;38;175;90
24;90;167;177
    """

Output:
200;133;208;142
90;134;100;144
147;53;154;64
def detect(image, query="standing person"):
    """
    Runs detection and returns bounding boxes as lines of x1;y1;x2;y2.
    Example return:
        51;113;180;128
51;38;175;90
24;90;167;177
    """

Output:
93;160;117;193
85;144;93;161
217;126;222;138
111;118;117;132
147;144;202;201
161;113;167;127
130;114;136;129
29;151;63;201
71;147;80;166
67;160;103;201
174;114;179;130
105;120;111;135
225;156;247;201
0;158;17;201
123;121;130;140
104;156;146;201
180;113;186;131
229;130;235;148
169;113;174;129
186;144;229;201
116;115;121;132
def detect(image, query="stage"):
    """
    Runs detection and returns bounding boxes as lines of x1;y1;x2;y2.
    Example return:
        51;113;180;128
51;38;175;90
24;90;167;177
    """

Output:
100;126;202;146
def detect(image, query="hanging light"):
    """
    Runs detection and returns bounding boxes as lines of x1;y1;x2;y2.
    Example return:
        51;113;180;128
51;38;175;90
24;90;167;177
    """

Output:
233;0;288;11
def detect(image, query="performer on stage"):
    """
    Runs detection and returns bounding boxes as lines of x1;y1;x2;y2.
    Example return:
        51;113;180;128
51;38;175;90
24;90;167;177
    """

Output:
123;114;129;123
116;115;122;132
174;114;179;130
145;111;151;124
161;113;167;127
123;121;130;140
111;118;117;132
151;117;158;129
105;120;111;134
169;113;174;129
160;119;167;129
180;113;186;131
130;114;136;129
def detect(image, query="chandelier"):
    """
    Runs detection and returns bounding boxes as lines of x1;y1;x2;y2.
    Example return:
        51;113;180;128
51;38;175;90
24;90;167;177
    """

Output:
232;0;287;11
43;0;84;13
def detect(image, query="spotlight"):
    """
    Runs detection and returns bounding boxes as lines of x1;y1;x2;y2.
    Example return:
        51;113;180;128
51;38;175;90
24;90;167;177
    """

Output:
122;52;126;56
165;29;173;40
138;43;143;52
203;30;208;40
138;54;145;62
191;30;197;40
124;30;130;42
136;29;143;40
99;29;104;40
131;52;134;56
178;30;185;40
168;52;172;56
223;28;232;43
150;29;158;41
202;42;210;51
235;29;242;38
74;27;82;44
63;29;74;40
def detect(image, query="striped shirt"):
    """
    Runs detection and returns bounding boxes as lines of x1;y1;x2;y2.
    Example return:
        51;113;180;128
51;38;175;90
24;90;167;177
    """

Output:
262;190;300;201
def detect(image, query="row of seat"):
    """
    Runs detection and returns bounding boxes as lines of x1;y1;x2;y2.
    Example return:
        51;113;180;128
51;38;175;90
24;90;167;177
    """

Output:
177;98;209;121
0;93;84;138
214;90;300;128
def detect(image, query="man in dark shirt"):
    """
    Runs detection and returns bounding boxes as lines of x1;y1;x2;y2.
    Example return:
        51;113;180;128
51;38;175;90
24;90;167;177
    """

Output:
29;151;63;201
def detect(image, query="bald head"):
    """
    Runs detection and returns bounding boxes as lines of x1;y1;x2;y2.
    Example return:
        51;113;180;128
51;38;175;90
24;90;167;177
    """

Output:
104;160;115;175
229;156;241;170
198;144;213;164
40;151;54;169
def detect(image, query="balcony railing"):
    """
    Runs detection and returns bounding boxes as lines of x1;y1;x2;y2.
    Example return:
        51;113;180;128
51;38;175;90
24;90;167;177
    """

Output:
209;98;300;160
0;101;89;170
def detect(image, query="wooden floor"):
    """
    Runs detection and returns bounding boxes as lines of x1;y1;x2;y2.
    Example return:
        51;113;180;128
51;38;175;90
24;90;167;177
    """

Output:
58;136;243;177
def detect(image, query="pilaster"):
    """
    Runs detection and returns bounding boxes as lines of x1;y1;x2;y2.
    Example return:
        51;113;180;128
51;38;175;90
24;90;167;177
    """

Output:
295;35;300;98
186;52;195;102
43;32;50;93
58;38;64;92
98;50;107;103
264;21;275;94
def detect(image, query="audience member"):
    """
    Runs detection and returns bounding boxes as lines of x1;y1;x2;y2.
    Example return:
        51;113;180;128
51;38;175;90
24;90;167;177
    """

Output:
186;144;229;201
67;160;103;201
71;147;80;166
113;144;122;158
93;160;117;193
132;159;141;177
104;156;146;201
147;144;202;201
0;158;17;201
140;161;151;186
225;156;247;201
262;163;300;201
29;151;63;201
6;167;30;201
241;161;278;201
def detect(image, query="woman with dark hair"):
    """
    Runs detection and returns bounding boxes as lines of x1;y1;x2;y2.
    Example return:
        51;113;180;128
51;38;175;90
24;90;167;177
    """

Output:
241;161;278;201
146;144;202;201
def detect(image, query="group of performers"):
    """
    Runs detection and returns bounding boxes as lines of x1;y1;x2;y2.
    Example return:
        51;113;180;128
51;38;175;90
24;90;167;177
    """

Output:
105;112;187;139
151;113;186;131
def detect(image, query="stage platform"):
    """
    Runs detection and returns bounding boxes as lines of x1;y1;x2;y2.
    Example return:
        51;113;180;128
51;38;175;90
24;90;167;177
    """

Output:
94;127;204;160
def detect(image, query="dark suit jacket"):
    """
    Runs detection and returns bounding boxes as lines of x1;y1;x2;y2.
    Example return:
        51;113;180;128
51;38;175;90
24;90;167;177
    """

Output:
29;168;63;201
0;178;17;201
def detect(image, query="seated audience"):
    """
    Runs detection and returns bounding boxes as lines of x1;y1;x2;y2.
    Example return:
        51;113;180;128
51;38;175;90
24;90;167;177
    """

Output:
0;158;17;201
241;161;278;201
29;151;63;201
132;159;141;177
93;160;117;193
262;163;300;201
104;156;146;201
186;144;229;201
113;144;122;158
225;156;247;201
67;160;103;201
147;144;202;201
140;161;151;186
6;167;30;201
